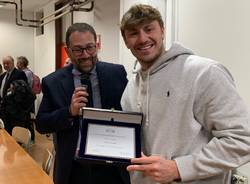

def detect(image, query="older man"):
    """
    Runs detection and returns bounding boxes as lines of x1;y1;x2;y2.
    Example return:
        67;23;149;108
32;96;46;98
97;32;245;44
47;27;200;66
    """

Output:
36;23;129;184
0;56;27;133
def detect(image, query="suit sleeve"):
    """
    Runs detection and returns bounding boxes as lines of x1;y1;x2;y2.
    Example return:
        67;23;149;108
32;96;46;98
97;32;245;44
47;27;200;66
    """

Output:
36;78;74;134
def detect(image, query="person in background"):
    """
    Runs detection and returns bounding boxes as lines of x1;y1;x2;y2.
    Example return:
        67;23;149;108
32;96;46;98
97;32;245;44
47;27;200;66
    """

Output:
16;56;36;142
0;56;27;133
16;56;33;88
36;23;129;184
120;4;250;184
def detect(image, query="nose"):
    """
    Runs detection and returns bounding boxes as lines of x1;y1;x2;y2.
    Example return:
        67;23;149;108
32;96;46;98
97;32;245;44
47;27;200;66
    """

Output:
137;30;148;43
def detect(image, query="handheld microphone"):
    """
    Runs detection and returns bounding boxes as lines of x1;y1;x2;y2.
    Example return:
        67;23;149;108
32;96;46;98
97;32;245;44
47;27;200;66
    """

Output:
80;73;90;89
80;73;93;107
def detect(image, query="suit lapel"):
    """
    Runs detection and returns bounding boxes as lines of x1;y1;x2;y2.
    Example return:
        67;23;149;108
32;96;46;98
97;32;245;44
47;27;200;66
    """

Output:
0;72;8;97
7;68;16;81
3;68;17;96
96;62;111;108
60;65;75;105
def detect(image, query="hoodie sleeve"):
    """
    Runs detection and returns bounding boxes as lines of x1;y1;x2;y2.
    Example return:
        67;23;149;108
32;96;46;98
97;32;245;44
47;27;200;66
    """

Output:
175;63;250;182
121;80;133;111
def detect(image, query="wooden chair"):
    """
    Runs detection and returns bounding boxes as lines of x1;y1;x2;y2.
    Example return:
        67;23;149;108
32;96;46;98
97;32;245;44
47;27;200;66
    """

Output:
42;149;54;175
0;118;4;129
12;126;31;151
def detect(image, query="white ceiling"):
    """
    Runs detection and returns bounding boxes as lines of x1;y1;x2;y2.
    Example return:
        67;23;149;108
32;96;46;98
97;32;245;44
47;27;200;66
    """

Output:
0;0;52;11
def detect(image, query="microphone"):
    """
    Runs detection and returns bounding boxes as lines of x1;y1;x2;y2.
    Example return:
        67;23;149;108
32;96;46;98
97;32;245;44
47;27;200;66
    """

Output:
80;73;93;107
80;73;90;90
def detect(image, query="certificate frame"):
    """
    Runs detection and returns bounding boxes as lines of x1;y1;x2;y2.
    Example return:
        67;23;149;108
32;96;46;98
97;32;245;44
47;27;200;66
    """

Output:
77;107;142;165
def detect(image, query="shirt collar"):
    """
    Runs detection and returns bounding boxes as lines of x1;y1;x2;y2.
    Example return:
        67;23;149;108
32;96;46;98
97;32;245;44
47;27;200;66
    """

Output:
72;65;97;77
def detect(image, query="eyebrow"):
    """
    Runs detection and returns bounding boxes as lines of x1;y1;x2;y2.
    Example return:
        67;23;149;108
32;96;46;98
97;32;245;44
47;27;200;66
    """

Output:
71;43;95;48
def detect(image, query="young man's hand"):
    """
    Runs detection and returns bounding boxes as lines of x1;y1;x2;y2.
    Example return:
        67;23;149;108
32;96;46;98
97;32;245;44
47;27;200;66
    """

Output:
127;153;181;183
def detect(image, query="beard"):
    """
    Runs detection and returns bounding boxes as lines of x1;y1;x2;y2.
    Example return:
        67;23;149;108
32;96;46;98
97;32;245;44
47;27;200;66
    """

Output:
75;55;98;73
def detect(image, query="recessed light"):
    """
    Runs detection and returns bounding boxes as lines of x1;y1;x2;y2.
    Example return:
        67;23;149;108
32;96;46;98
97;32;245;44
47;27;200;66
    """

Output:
0;3;6;8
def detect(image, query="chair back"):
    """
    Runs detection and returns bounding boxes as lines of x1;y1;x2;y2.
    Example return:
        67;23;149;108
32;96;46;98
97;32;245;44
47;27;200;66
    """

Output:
12;126;31;150
42;149;53;175
0;119;4;129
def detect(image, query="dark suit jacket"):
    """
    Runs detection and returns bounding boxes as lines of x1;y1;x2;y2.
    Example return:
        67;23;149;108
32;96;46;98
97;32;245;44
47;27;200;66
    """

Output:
0;68;27;100
0;68;28;133
36;61;129;184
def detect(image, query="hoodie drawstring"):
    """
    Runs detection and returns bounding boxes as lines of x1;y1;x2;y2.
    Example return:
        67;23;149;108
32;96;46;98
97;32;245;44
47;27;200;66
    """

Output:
145;71;150;126
137;70;150;126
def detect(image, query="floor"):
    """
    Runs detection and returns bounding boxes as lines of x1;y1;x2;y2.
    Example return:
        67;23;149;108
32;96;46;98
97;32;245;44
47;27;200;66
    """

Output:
29;131;54;178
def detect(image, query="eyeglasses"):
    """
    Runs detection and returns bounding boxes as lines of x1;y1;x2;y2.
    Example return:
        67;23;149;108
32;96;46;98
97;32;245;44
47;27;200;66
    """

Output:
70;44;96;56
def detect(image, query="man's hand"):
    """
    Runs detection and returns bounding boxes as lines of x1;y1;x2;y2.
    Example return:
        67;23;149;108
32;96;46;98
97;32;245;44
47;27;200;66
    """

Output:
127;153;181;183
69;86;89;116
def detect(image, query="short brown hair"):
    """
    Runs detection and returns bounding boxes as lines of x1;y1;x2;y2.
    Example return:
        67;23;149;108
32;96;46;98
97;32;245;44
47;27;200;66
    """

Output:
120;4;164;38
66;23;97;47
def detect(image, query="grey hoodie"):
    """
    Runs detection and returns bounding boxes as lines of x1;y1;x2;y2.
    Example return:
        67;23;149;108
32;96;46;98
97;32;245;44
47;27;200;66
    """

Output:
121;43;250;184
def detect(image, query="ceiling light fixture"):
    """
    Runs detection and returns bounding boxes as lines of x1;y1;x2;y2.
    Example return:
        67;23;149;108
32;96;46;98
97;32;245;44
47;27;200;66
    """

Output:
0;2;6;8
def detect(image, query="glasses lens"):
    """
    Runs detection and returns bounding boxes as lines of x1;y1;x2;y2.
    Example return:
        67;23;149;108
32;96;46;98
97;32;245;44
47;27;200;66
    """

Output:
71;44;96;56
72;49;82;56
86;45;96;54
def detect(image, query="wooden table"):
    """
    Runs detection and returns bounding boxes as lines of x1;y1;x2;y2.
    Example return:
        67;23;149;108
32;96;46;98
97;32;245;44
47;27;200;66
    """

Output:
0;129;53;184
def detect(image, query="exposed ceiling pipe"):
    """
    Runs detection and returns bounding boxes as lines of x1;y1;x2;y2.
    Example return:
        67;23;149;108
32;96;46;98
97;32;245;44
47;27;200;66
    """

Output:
18;0;39;22
73;1;94;12
0;0;94;27
72;0;94;10
0;1;38;27
39;0;94;27
40;8;71;26
39;0;74;22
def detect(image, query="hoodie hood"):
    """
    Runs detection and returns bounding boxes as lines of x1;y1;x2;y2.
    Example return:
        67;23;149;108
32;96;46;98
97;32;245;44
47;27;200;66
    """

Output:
133;42;194;75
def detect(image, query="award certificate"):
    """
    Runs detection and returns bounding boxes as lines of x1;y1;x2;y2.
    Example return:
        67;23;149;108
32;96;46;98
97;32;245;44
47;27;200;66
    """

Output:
85;124;135;159
78;107;142;164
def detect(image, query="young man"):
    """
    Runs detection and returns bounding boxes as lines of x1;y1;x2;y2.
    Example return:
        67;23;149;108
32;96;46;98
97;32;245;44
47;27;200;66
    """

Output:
120;4;250;184
36;23;129;184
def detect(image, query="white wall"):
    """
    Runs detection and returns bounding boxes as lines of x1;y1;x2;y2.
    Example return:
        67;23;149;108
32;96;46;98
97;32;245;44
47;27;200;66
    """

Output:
34;1;56;112
73;0;120;64
0;9;34;70
176;0;250;111
34;1;56;78
74;10;94;26
175;0;250;179
94;0;120;63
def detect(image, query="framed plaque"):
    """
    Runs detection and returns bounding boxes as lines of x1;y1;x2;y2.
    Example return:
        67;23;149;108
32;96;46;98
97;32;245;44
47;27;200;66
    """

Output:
77;107;143;165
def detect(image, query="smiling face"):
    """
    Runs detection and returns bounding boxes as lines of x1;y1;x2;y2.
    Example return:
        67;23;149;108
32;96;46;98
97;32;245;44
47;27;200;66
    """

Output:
123;20;165;71
66;31;97;73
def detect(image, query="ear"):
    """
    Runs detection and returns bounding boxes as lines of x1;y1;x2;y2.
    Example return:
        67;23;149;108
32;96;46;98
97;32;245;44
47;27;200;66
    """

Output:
161;27;165;40
122;35;131;49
